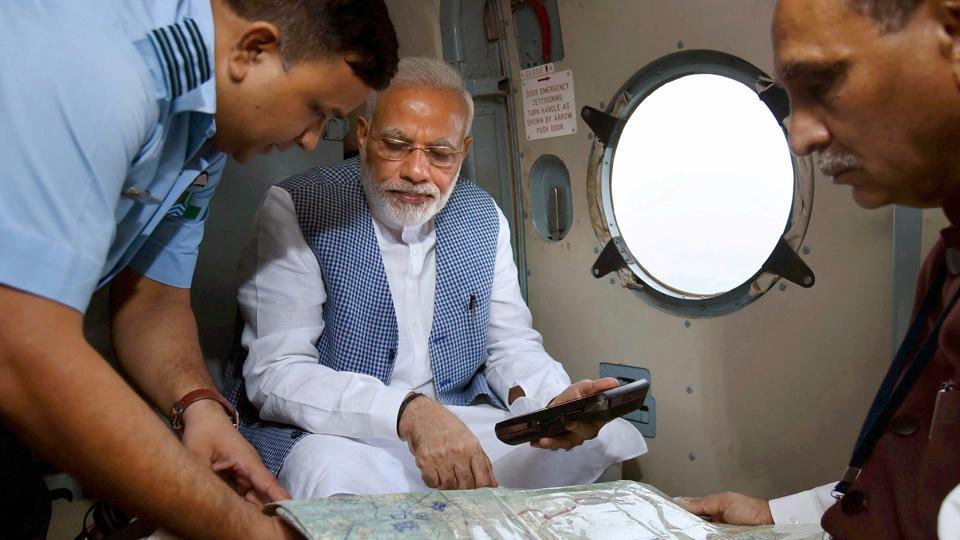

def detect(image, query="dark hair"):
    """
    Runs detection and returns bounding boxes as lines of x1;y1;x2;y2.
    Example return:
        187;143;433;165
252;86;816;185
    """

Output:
848;0;923;32
222;0;399;89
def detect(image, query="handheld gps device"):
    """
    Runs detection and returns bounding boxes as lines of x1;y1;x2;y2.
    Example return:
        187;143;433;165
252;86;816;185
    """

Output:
495;379;649;445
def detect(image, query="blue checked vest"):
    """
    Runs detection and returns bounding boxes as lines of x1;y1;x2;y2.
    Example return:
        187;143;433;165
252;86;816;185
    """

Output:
228;157;505;475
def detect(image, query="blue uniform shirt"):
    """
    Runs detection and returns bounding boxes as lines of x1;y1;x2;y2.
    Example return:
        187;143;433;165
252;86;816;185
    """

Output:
0;0;225;312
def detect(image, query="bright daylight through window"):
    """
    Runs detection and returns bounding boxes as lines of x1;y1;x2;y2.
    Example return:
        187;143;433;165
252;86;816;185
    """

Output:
610;73;794;298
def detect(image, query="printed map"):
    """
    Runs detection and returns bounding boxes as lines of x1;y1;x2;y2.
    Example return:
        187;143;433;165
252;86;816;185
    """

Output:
266;481;824;540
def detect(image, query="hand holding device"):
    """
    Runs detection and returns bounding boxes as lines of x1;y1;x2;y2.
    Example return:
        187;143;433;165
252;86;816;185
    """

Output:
495;378;649;448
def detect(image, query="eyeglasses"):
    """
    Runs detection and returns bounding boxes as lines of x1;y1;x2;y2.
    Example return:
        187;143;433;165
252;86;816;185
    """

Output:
370;135;464;168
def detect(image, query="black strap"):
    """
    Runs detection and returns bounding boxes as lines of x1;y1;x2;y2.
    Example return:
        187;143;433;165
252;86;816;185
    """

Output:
102;518;157;540
76;501;157;540
396;392;425;438
835;261;960;496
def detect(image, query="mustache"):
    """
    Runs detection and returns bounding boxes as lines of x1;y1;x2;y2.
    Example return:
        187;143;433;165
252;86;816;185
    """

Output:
380;181;439;198
818;149;863;177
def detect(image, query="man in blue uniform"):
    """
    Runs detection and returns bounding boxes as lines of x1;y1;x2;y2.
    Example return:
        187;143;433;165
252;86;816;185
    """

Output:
0;1;397;538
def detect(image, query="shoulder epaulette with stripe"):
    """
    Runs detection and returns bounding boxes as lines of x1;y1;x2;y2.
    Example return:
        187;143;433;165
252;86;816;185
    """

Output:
147;18;211;99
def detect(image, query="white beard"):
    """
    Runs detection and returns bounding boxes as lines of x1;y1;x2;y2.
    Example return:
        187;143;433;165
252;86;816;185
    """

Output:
360;153;458;227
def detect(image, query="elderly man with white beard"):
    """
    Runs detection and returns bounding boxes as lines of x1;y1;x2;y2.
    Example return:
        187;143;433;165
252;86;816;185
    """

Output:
227;57;646;498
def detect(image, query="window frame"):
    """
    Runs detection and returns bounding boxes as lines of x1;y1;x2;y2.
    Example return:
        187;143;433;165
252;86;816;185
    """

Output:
584;49;815;318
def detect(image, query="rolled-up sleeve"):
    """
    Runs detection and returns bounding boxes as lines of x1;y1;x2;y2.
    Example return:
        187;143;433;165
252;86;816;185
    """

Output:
238;186;408;440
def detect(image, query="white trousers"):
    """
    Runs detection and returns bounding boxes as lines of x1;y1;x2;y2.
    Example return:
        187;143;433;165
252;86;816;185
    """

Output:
279;400;648;498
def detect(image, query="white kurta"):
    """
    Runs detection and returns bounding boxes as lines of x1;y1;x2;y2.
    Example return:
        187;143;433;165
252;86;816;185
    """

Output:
238;186;647;497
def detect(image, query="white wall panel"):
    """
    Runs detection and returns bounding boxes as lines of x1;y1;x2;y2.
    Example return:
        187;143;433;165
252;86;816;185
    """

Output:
503;0;894;499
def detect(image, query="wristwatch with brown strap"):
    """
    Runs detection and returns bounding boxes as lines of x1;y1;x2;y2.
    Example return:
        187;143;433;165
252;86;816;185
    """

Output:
168;388;239;435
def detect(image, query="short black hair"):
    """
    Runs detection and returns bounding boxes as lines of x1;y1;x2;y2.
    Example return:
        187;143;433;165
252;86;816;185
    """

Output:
222;0;399;90
848;0;923;32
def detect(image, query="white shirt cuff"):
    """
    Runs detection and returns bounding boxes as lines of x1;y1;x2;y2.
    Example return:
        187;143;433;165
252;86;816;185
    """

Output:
940;483;960;539
769;482;836;525
494;369;570;407
367;386;416;440
507;395;548;415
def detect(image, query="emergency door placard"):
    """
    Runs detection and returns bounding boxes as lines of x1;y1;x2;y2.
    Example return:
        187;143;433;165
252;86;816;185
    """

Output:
522;69;577;141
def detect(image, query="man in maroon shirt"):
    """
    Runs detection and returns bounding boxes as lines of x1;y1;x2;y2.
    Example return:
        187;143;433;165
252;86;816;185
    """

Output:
682;0;960;537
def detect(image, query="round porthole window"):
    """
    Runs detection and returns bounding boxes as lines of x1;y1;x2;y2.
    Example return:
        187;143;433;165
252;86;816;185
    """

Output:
584;50;815;317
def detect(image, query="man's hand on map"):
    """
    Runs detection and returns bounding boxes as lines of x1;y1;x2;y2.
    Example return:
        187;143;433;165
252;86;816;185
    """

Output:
182;400;291;506
679;492;774;525
532;378;618;451
398;395;498;490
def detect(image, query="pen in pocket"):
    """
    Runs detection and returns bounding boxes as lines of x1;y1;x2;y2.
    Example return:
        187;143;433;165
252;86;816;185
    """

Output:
930;381;956;439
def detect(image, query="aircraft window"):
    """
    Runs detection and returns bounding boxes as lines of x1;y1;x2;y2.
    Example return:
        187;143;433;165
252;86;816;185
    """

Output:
583;50;815;317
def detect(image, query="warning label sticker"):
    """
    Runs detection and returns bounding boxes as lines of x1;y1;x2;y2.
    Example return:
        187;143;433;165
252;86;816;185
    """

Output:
521;69;577;141
520;62;556;80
